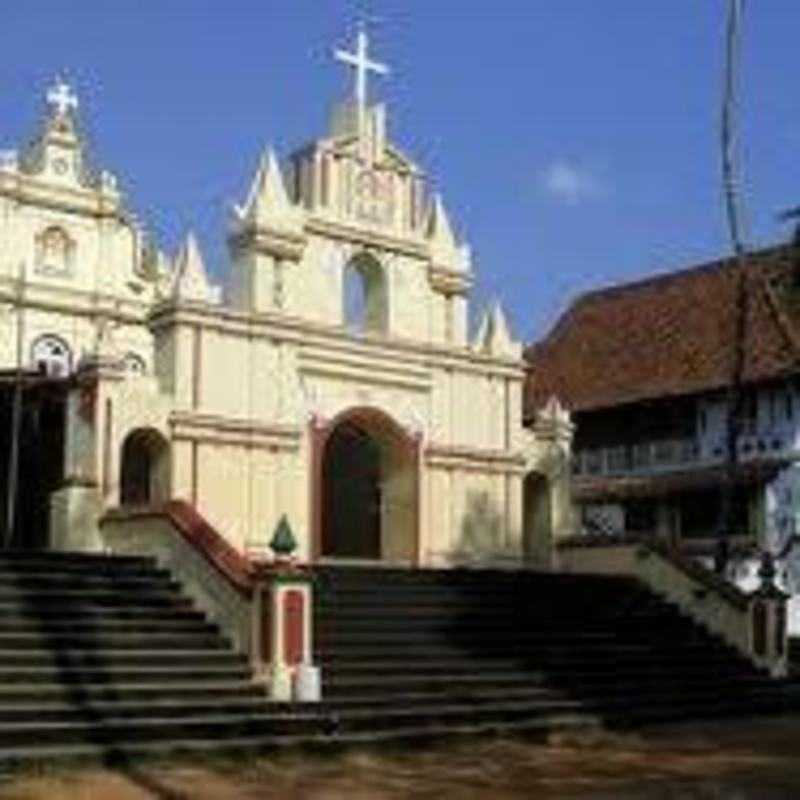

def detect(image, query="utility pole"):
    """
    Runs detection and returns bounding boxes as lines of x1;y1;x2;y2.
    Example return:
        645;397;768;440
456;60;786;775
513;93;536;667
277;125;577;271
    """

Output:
716;0;748;574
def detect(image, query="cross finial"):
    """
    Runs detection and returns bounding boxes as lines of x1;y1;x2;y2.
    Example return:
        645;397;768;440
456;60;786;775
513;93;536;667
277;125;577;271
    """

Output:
334;22;389;136
46;76;79;117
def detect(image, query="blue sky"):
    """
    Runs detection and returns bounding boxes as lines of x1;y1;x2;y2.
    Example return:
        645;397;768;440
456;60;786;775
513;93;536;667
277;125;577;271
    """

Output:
1;1;798;341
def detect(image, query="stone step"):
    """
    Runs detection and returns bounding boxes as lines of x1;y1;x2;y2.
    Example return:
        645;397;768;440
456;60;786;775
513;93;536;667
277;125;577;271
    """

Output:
0;572;178;592
0;586;184;603
330;646;749;669
318;612;678;629
321;592;656;608
314;629;717;648
0;556;157;580
318;685;566;708
316;568;638;588
316;642;736;662
0;696;280;724
324;697;598;733
0;664;252;685
3;691;793;767
0;711;328;748
318;679;796;713
0;715;587;766
0;552;152;568
0;631;228;650
322;688;797;733
0;648;247;669
321;667;773;696
0;681;262;705
0;604;205;623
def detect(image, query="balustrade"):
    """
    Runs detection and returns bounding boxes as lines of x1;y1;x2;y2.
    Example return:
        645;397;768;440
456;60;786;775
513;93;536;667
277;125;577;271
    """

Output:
575;425;798;478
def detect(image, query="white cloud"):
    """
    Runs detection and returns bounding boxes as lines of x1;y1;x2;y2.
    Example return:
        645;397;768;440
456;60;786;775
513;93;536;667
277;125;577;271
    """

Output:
541;160;603;205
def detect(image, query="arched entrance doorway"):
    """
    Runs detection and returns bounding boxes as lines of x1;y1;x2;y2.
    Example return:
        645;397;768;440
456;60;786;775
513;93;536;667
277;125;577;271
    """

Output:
316;408;419;562
119;428;170;507
523;471;551;563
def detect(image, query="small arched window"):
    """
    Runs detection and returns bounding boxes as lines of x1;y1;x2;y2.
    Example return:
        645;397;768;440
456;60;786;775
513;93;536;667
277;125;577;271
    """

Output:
122;352;147;376
31;334;72;378
120;428;170;506
343;252;388;334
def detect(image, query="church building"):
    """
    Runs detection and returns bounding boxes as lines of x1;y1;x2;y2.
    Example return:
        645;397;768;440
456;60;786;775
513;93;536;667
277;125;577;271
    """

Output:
0;28;792;759
0;29;571;567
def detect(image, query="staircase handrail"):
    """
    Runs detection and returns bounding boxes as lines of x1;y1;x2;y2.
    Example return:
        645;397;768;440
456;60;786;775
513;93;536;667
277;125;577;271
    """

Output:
638;541;750;611
103;501;257;597
557;537;788;676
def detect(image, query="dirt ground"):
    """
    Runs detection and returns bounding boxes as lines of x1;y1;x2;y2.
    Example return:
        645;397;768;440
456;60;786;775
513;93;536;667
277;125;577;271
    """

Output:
2;716;800;799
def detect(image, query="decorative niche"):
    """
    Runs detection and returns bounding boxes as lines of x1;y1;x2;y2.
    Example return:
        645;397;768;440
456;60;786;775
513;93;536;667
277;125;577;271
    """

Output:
35;225;75;278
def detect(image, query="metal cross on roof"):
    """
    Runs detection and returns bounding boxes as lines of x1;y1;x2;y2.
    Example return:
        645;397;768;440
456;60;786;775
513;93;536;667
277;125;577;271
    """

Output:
46;77;78;117
334;23;389;131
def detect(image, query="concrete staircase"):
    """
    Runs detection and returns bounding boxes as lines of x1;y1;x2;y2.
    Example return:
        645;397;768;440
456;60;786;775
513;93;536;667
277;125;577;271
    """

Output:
0;551;325;765
314;566;795;740
0;552;795;764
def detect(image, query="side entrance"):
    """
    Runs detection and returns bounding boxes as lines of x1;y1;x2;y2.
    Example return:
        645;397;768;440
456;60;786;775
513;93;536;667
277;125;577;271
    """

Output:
0;373;67;550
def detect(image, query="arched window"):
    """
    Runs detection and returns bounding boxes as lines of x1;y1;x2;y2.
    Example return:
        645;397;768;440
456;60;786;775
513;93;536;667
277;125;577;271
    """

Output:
120;428;170;507
122;352;147;376
31;334;72;378
343;253;388;334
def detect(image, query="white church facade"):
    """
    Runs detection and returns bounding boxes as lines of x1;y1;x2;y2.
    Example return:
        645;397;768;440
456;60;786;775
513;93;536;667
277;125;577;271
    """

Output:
0;31;572;568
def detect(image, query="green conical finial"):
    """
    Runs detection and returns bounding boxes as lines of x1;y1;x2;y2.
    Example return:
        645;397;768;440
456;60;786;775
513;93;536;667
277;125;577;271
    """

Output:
269;515;297;557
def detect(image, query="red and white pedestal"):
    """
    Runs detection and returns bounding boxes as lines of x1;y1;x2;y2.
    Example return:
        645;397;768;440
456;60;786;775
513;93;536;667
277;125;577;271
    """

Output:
259;566;319;702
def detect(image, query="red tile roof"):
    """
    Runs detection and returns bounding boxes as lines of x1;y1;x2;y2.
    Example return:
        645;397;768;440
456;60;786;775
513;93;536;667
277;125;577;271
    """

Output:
524;245;800;416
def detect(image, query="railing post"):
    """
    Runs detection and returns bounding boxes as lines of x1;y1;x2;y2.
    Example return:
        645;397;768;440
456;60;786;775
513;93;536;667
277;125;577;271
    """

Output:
261;516;320;702
750;551;789;677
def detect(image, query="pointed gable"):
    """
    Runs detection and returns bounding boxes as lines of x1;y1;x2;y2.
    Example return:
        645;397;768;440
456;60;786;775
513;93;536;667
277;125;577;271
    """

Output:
233;147;301;233
473;300;520;358
426;194;459;264
171;232;220;304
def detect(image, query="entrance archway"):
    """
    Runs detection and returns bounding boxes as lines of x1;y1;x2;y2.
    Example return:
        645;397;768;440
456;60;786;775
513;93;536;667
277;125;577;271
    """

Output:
316;408;419;562
523;471;551;562
119;428;170;507
0;378;67;550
